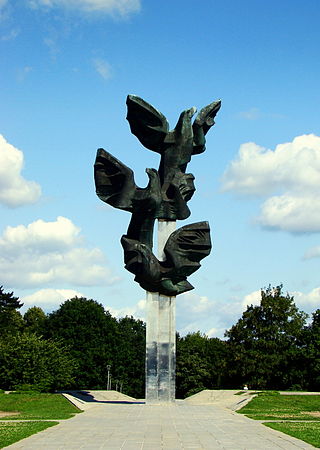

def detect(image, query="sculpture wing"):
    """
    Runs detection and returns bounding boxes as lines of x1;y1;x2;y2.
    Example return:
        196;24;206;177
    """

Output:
163;221;212;278
126;95;169;153
94;148;136;211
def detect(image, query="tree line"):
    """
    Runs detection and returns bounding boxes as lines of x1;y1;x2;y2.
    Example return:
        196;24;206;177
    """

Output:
0;284;319;398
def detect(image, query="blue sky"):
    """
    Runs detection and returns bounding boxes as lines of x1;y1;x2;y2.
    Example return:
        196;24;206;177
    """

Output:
1;0;320;338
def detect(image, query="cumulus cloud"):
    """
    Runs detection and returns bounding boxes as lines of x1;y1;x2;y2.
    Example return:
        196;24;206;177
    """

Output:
92;58;112;80
21;288;84;312
222;134;320;233
27;0;140;16
222;135;320;196
105;286;320;339
292;288;320;311
258;194;320;232
240;287;320;317
0;216;80;254
0;135;41;207
176;292;225;337
103;292;228;337
107;298;146;321
241;289;261;309
0;216;119;288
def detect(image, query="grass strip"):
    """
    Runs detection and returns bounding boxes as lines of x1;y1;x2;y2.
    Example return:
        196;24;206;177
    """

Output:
265;422;320;448
238;394;320;421
0;393;81;420
0;421;58;448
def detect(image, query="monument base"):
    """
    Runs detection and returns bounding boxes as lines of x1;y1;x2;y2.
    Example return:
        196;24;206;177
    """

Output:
145;291;176;404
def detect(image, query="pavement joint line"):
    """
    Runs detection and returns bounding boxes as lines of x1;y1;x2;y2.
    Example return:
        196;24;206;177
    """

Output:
2;391;318;449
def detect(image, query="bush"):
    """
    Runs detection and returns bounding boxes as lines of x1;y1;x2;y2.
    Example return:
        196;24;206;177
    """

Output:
13;384;41;394
258;390;280;396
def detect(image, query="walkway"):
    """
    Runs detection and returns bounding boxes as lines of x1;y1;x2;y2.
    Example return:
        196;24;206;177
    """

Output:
4;391;314;449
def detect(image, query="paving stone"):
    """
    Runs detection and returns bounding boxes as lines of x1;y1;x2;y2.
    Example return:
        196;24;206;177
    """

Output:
3;401;316;449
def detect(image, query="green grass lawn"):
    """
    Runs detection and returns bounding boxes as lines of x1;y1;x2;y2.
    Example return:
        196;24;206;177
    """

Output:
0;421;58;449
264;422;320;448
0;393;81;448
0;393;81;420
238;392;320;447
238;393;320;421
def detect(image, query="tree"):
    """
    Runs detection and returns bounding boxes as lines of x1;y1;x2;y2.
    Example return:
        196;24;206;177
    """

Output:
45;297;118;389
225;285;308;389
0;286;23;310
114;316;145;398
24;307;47;335
0;332;77;391
176;332;228;398
0;286;24;336
303;309;320;390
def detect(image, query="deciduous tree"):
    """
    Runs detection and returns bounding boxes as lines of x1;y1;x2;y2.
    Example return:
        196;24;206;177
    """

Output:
45;297;118;389
24;306;47;335
225;285;308;389
0;332;77;391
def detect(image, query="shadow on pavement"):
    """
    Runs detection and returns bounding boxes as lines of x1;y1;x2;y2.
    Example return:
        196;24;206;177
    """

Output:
62;390;145;405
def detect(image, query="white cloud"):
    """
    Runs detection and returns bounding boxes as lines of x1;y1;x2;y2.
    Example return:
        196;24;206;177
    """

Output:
106;298;146;321
241;289;261;309
0;216;80;254
104;292;226;336
222;134;320;233
176;292;220;336
92;58;112;80
0;135;41;207
258;194;320;232
239;287;320;317
27;0;140;16
206;327;218;338
222;135;320;196
21;288;84;312
104;286;320;339
292;288;320;311
0;216;119;288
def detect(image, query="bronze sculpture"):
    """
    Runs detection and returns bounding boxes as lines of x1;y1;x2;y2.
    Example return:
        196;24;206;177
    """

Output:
94;95;221;296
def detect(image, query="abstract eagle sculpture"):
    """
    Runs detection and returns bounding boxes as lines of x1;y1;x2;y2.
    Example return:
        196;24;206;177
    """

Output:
94;95;221;296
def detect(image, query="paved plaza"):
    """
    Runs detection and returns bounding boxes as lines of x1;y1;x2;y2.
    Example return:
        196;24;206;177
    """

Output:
4;391;315;449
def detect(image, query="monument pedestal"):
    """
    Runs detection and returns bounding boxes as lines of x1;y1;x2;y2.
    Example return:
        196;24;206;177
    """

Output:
145;220;176;404
145;292;176;403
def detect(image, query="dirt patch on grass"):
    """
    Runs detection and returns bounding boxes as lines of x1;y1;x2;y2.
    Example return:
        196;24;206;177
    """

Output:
304;411;320;418
0;411;20;418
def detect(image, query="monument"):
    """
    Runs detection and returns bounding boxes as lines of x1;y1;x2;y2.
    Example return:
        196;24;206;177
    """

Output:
94;95;221;403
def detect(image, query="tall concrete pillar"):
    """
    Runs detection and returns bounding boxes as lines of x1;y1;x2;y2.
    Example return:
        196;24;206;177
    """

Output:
145;220;176;404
